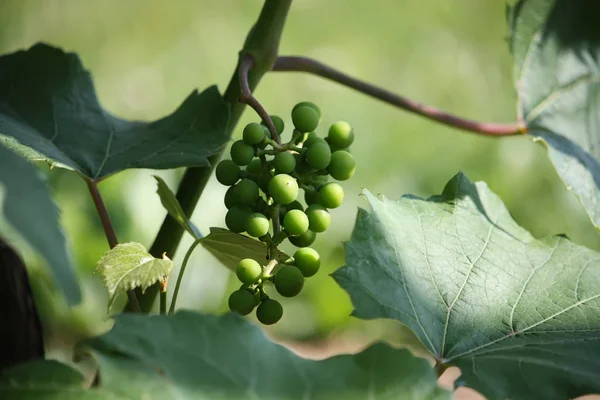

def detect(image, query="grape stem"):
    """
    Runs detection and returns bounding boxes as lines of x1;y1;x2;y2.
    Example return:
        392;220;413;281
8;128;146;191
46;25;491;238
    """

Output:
169;238;203;314
272;56;526;136
265;258;279;275
269;205;282;259
239;54;283;146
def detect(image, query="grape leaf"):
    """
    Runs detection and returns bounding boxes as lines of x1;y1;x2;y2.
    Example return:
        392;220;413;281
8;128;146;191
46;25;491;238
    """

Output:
201;227;288;271
509;0;600;228
0;43;229;180
0;143;80;304
154;175;201;239
333;173;600;400
96;242;172;310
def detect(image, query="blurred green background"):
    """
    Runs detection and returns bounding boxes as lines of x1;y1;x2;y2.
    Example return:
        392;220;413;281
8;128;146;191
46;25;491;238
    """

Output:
1;0;599;362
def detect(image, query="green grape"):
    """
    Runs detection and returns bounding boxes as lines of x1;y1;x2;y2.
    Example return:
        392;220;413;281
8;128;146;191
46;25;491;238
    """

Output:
234;179;259;206
328;121;354;149
294;153;313;176
224;186;238;209
245;213;270;237
288;229;316;247
243;122;266;145
274;265;304;297
252;197;269;215
328;151;356;181
305;142;331;170
292;105;320;133
215;160;240;186
225;206;251;233
304;189;321;206
309;174;329;186
256;298;283;325
273;152;296;174
283;209;309;236
303;132;326;148
319;182;344;209
246;158;263;174
256;174;272;195
305;204;330;233
286;200;304;212
294;248;320;277
292;101;321;119
268;174;298;204
230;140;255;166
236;258;262;284
228;289;256;315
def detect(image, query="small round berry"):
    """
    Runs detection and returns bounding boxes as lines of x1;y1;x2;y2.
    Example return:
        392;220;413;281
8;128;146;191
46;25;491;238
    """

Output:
328;151;356;181
230;140;255;166
274;265;304;297
236;258;262;284
234;179;260;206
256;298;283;325
304;190;321;206
228;289;256;315
224;186;237;209
283;209;309;236
328;121;354;149
293;101;321;119
305;204;330;233
252;198;269;215
319;183;344;209
294;248;320;277
310;174;329;186
245;213;270;237
225;206;251;233
303;132;326;148
292;105;320;133
268;174;298;205
245;158;263;174
305;142;331;170
215;160;240;186
288;229;316;248
294;153;313;176
243;122;266;145
273;152;296;174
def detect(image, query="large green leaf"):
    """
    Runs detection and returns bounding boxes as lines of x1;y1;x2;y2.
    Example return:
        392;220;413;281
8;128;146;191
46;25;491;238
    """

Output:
0;143;80;304
96;242;172;310
509;0;600;227
0;43;229;180
334;173;600;400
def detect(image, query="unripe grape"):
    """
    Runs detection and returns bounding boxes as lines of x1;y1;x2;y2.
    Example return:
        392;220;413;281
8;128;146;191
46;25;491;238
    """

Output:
286;200;304;212
246;158;263;174
268;174;298;205
252;197;269;215
319;183;344;209
305;204;330;232
293;101;321;119
273;152;296;174
305;142;331;170
292;105;319;133
225;206;251;233
256;174;272;195
228;289;256;315
328;121;354;149
230;140;255;166
288;229;316;247
294;248;320;277
245;213;270;237
234;179;260;206
224;186;237;209
243;122;266;145
215;160;240;186
236;258;262;284
309;174;329;186
283;209;309;236
256;298;283;325
304;189;321;206
303;132;326;148
328;151;356;181
294;153;313;176
274;265;304;297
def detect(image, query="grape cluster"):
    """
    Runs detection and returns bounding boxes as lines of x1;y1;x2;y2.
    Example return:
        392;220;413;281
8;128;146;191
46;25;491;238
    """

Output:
216;101;356;325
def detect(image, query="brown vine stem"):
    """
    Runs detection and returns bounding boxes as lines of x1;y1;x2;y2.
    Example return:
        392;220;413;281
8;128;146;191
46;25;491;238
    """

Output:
434;360;448;378
239;54;282;145
86;179;141;312
273;56;526;136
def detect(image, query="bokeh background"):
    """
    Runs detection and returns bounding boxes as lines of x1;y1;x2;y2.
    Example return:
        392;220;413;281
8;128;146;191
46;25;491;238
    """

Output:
1;0;600;383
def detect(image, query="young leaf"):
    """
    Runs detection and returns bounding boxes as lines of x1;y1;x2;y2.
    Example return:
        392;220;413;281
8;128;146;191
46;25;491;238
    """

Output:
508;0;600;228
200;227;288;271
334;173;600;400
153;175;201;238
0;43;230;180
74;311;446;399
96;242;172;310
0;143;80;304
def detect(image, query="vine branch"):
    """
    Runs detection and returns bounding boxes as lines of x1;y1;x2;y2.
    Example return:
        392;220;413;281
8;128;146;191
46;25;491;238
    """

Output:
273;56;526;136
86;179;141;312
239;54;282;145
